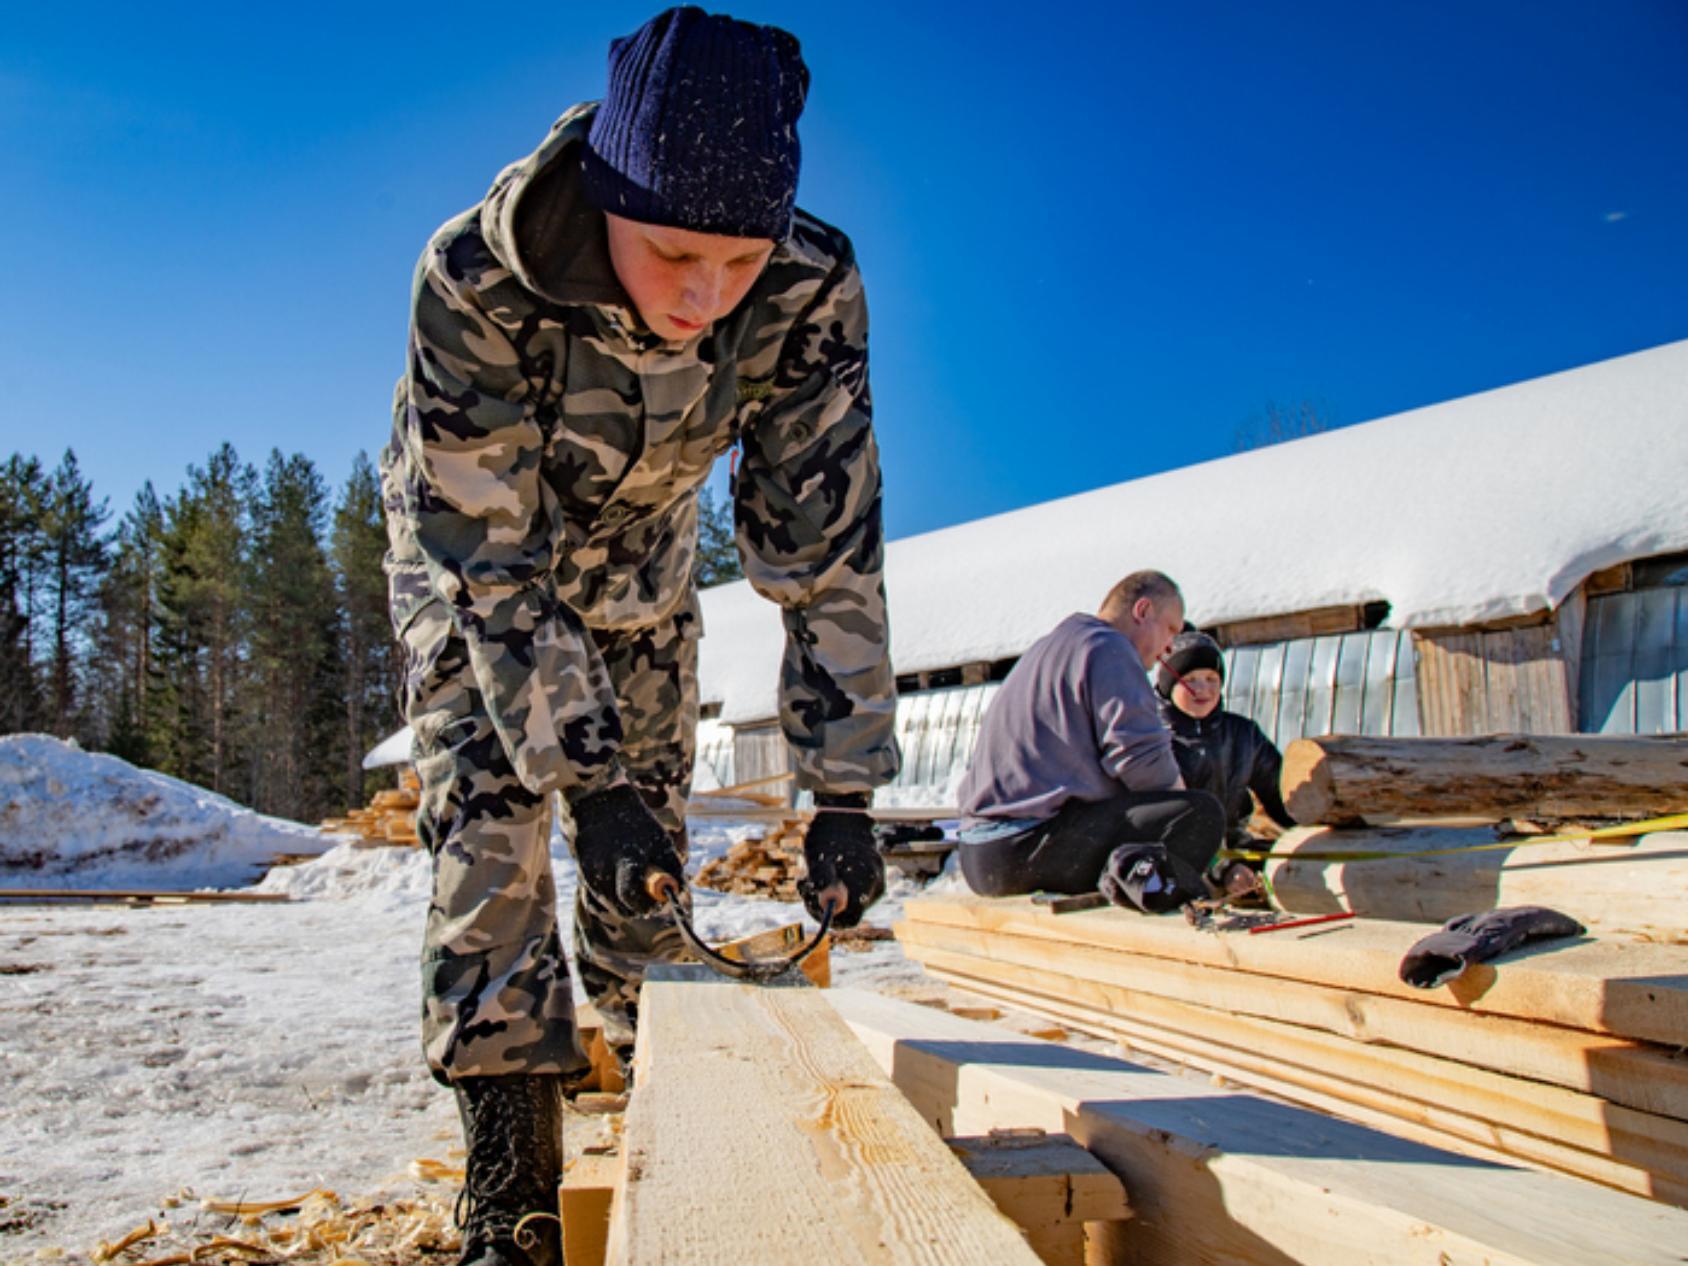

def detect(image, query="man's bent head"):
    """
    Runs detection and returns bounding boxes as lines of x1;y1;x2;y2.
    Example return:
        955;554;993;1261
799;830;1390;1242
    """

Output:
1099;570;1185;667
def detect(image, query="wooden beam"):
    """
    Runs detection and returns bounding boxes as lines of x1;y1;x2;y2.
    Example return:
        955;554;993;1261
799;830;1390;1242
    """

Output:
895;917;1688;1120
906;938;1688;1201
943;968;1688;1207
947;1131;1131;1266
560;1151;618;1266
605;970;1042;1265
1265;826;1688;942
0;889;291;904
1211;604;1370;648
828;989;1688;1266
899;894;1688;1047
1279;733;1688;825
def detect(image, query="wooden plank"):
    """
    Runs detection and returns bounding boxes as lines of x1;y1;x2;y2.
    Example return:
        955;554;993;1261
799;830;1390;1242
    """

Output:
1558;589;1589;730
948;1131;1131;1266
828;990;1688;1266
1265;827;1688;942
908;939;1688;1197
900;895;1688;1047
895;917;1688;1119
560;1151;618;1266
605;974;1041;1265
1279;732;1688;825
0;889;291;904
942;967;1688;1207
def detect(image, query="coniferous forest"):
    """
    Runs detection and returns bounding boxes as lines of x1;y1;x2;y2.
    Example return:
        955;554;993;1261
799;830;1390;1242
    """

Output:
0;445;743;824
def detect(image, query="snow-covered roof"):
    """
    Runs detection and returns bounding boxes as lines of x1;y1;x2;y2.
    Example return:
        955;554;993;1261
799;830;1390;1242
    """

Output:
701;338;1688;725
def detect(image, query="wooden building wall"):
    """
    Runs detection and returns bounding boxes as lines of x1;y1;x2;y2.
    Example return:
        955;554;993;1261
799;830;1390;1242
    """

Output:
1412;618;1576;735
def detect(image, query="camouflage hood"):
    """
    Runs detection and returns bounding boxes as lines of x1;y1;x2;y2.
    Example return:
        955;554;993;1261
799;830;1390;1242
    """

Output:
477;103;635;321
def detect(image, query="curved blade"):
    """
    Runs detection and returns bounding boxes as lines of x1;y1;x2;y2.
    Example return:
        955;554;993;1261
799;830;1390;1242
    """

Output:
669;900;834;983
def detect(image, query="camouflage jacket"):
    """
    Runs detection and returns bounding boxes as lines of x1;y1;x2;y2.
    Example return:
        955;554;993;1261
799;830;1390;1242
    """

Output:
383;104;900;799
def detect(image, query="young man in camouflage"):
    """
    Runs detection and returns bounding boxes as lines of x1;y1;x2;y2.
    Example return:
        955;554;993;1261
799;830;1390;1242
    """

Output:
381;9;899;1264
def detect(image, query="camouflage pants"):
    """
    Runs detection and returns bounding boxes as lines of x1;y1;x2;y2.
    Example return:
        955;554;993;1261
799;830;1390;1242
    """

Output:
399;570;699;1084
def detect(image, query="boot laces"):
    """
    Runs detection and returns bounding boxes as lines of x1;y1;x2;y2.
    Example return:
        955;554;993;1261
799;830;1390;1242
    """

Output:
455;1078;557;1258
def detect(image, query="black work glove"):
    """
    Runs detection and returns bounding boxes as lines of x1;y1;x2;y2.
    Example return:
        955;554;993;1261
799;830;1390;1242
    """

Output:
1098;844;1207;914
1400;905;1584;988
798;792;885;930
567;782;684;918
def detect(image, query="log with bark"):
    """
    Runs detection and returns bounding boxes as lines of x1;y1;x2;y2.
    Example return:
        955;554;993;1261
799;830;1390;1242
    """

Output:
1280;733;1688;826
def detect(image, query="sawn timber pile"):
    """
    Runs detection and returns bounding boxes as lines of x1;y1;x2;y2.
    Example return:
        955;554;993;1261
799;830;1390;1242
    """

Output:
320;776;421;847
897;894;1688;1207
692;816;807;900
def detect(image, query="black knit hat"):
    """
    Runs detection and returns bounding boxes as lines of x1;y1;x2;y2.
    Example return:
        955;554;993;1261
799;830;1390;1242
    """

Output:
1155;630;1226;698
582;7;809;240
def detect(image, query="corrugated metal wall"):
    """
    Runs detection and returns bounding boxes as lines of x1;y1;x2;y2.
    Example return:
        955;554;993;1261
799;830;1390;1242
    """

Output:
1224;628;1421;745
885;682;1000;799
694;685;1001;802
1579;587;1688;734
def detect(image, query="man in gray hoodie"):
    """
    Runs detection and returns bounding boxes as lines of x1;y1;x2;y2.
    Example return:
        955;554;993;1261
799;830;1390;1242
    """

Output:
957;571;1224;905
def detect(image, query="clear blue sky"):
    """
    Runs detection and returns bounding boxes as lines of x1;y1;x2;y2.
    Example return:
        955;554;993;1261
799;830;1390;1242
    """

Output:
2;1;1684;540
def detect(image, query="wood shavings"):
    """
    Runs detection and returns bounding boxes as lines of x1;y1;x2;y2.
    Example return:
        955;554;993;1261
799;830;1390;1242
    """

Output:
201;1188;334;1216
93;1219;163;1261
91;1183;458;1266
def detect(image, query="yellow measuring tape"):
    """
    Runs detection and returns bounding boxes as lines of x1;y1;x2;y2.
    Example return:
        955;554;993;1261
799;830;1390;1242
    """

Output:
1220;810;1688;865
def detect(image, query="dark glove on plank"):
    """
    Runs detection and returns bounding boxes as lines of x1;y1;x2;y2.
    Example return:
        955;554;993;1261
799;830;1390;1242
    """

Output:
798;793;885;929
1400;905;1585;988
567;783;684;918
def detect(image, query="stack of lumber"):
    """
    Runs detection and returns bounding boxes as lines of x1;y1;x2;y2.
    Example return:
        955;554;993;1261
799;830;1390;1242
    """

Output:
319;785;420;846
693;816;807;900
895;893;1688;1207
830;988;1688;1266
1266;734;1688;942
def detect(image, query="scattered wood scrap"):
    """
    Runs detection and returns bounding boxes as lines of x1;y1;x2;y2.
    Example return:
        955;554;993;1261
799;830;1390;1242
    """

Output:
830;988;1688;1266
320;778;421;847
607;968;1043;1265
693;816;807;900
87;1185;456;1266
895;895;1688;1205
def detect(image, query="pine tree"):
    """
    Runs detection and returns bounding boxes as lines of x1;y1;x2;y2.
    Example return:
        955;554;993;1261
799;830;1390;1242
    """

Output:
246;451;342;821
0;454;48;733
95;484;165;762
153;446;251;793
331;451;400;808
39;451;110;739
694;484;743;587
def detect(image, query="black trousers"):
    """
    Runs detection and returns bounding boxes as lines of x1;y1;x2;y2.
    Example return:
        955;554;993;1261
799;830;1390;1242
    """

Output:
960;788;1225;898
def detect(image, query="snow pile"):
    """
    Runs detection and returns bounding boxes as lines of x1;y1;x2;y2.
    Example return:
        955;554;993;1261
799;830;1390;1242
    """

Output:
702;338;1688;722
0;734;340;891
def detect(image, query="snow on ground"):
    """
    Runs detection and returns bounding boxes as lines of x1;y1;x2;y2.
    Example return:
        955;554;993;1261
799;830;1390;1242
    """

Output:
0;748;935;1262
0;735;341;891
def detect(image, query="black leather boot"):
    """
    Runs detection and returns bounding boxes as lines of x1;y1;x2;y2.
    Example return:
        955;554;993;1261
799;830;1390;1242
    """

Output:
453;1075;565;1266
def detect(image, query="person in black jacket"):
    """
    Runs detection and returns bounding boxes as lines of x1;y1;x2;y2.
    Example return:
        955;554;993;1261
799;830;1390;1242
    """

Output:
1154;631;1297;894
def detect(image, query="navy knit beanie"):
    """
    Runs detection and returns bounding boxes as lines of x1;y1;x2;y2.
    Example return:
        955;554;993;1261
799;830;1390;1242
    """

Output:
582;7;809;240
1155;630;1226;698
